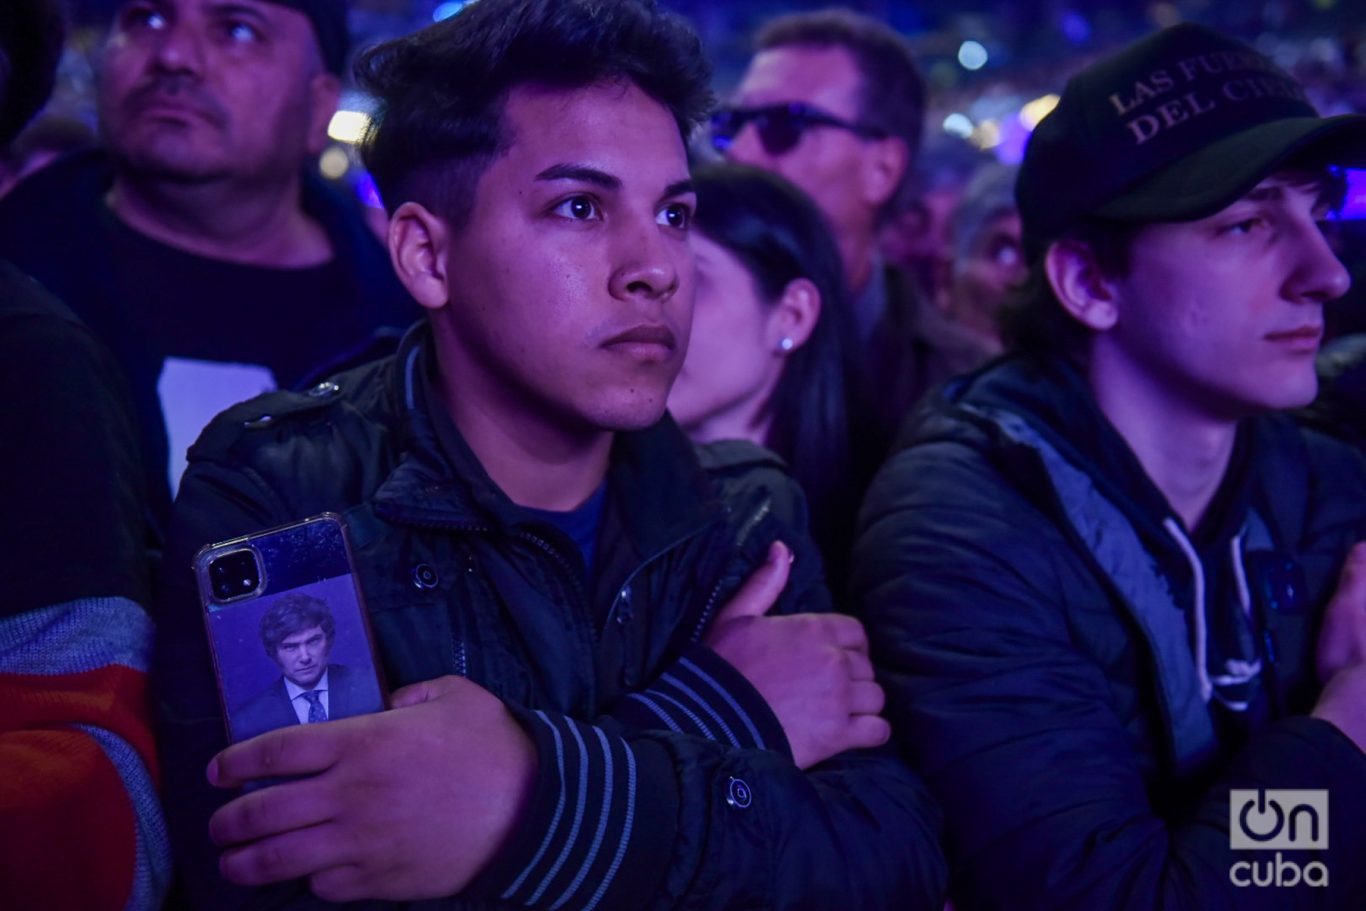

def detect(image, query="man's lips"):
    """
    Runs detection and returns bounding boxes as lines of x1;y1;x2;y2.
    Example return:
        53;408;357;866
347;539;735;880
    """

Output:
123;86;224;126
130;98;215;122
1265;325;1323;353
602;325;677;354
1265;325;1323;340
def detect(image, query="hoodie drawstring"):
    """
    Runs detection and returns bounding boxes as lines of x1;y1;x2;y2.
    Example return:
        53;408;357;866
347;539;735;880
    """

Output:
1163;518;1212;703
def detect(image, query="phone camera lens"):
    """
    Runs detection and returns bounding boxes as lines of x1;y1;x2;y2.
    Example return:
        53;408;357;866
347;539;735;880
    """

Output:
207;550;261;601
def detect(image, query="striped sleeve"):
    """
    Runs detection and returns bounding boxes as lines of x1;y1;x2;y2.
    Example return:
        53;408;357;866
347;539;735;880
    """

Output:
610;643;791;757
466;708;680;911
0;597;171;911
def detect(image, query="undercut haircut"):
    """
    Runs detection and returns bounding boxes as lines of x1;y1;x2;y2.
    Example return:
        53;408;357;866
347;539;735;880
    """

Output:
259;593;336;656
356;0;713;232
756;7;925;221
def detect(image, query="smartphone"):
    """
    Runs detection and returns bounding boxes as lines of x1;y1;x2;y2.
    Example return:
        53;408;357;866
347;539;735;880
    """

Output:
194;513;387;745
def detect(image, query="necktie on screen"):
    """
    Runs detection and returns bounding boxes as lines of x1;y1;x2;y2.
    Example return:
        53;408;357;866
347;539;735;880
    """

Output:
302;690;327;723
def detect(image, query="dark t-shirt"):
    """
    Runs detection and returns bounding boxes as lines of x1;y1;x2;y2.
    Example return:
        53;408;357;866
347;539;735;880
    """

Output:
523;484;608;586
100;210;372;505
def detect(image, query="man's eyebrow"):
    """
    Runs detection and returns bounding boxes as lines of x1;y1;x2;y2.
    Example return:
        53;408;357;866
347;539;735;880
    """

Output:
207;2;274;24
1242;185;1283;203
534;164;622;190
664;179;694;199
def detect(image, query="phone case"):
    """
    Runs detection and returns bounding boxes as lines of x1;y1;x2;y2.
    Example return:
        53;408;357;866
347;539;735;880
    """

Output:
194;513;387;745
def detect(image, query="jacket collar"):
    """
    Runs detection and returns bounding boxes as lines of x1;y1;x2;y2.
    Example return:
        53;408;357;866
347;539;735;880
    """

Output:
372;322;721;555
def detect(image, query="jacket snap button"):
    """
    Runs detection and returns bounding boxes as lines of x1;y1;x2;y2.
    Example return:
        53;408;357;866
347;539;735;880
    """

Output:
308;380;340;398
412;563;440;590
725;777;752;810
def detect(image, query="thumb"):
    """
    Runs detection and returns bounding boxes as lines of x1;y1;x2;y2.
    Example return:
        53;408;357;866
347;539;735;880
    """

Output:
1317;542;1366;683
1337;542;1366;596
713;541;793;625
390;674;469;708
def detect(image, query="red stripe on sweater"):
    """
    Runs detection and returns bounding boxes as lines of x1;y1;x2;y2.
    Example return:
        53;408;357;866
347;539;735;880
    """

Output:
0;729;137;911
0;663;158;785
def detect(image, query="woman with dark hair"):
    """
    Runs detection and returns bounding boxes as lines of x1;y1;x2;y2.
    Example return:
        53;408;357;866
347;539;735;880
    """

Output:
670;163;881;589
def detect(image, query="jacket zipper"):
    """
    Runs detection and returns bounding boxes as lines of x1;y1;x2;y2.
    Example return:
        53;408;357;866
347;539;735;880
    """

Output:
604;523;718;631
691;498;773;642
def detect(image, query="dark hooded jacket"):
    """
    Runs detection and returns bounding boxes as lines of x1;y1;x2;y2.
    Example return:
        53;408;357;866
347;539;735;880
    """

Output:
854;354;1366;910
155;323;946;911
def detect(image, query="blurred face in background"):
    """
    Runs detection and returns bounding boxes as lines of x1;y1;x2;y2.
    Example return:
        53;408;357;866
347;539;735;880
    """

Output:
942;210;1024;343
99;0;338;184
669;231;813;444
724;45;897;289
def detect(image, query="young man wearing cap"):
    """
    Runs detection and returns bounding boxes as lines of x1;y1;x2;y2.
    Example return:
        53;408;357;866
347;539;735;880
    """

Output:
0;0;416;534
855;23;1366;910
154;1;947;908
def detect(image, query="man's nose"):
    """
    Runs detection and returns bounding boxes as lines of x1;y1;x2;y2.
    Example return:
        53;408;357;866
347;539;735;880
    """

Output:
608;213;680;303
150;19;206;76
1286;218;1351;305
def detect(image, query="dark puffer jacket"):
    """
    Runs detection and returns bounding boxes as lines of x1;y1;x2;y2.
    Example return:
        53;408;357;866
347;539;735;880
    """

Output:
854;354;1366;910
154;324;946;911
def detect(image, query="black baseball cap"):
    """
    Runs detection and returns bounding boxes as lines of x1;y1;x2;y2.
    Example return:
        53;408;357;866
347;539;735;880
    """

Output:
1017;23;1366;251
261;0;350;76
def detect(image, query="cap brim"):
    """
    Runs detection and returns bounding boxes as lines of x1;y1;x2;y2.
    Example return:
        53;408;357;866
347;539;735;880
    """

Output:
1095;114;1366;223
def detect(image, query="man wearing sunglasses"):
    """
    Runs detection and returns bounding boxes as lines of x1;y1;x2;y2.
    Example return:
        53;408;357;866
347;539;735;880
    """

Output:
719;8;957;432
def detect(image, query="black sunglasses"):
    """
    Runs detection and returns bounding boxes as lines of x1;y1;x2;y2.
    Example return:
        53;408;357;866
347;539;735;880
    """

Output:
709;103;885;156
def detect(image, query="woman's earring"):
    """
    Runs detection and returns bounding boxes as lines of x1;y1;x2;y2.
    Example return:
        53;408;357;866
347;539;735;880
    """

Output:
777;336;795;353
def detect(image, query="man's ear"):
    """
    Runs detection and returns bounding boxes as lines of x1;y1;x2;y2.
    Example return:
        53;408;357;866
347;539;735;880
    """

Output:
305;72;344;158
768;276;822;353
861;136;910;212
1043;239;1119;331
388;201;452;312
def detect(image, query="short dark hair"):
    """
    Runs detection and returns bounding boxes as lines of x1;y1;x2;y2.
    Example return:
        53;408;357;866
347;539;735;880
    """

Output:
756;7;925;220
0;0;64;148
260;593;335;656
356;0;713;230
692;162;882;586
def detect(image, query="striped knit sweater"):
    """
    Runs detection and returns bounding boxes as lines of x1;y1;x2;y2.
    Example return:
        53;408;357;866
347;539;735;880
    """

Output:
0;596;171;911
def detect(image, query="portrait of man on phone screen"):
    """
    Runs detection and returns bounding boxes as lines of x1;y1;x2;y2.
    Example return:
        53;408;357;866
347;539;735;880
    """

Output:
232;593;378;742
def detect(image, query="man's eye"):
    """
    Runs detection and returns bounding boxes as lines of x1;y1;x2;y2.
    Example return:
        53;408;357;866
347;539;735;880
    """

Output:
1222;217;1266;236
121;5;167;31
657;203;691;230
987;239;1021;267
553;196;599;221
223;20;261;43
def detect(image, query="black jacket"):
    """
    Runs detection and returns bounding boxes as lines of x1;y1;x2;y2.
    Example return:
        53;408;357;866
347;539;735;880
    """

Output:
853;355;1366;910
155;324;946;911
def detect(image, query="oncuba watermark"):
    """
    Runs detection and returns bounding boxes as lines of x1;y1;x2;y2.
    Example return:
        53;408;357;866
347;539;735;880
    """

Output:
1229;789;1329;888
